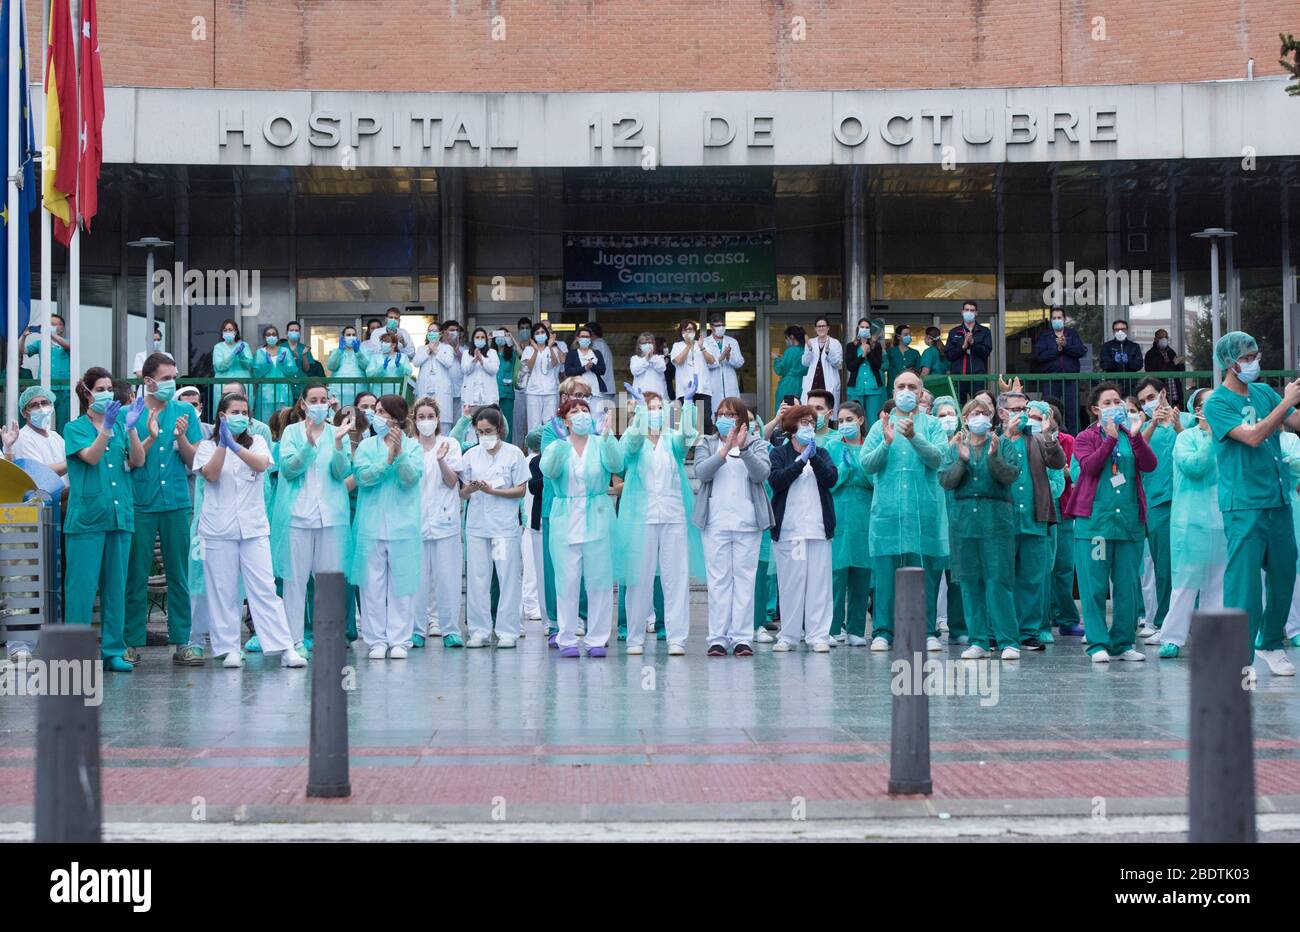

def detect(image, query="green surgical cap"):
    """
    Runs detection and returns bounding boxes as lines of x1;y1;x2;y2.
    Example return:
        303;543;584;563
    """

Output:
1028;400;1051;417
931;394;958;416
1214;331;1258;370
18;386;54;414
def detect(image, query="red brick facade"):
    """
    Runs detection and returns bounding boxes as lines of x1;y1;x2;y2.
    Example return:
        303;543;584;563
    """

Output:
27;0;1299;92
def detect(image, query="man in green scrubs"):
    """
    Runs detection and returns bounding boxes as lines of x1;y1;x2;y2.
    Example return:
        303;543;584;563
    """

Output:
1134;377;1182;638
1203;332;1300;676
18;313;71;427
124;353;204;665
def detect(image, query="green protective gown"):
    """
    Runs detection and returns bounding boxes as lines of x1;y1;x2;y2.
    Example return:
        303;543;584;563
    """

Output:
612;402;705;588
270;420;356;583
940;436;1022;649
1170;425;1224;587
496;350;517;436
772;346;808;402
348;432;424;597
23;337;71;425
1002;434;1057;643
252;345;300;422
918;343;948;376
326;346;371;407
825;433;872;638
845;342;886;425
212;340;253;381
540;426;624;597
1142;421;1177;628
860;411;949;640
365;352;411;399
884;344;921;391
1283;433;1300;586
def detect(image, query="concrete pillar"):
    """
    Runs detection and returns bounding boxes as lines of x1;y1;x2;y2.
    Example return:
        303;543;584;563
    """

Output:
440;169;466;325
307;572;352;798
35;627;102;842
888;566;932;795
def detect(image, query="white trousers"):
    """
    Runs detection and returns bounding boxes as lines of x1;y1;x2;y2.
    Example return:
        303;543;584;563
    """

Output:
936;574;949;626
1290;573;1300;639
281;525;342;644
466;534;523;640
202;536;294;660
416;535;462;639
360;540;416;649
522;526;541;618
1141;548;1156;621
525;393;558;434
775;536;833;647
626;522;690;648
703;527;761;648
556;541;612;649
1160;568;1226;647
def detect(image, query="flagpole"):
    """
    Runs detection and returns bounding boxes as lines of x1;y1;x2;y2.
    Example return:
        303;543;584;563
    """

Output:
6;0;21;426
66;0;78;405
40;0;51;392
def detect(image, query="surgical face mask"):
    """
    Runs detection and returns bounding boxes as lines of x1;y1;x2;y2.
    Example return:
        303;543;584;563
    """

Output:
1113;330;1127;342
1236;359;1261;383
838;422;859;439
266;335;279;347
1100;406;1128;427
150;379;177;402
288;330;300;342
578;337;592;349
386;319;399;331
939;414;959;435
795;425;816;445
90;390;113;413
640;342;654;354
222;331;236;343
962;311;975;324
900;334;912;346
446;330;460;343
474;338;487;349
153;339;163;350
495;336;509;347
715;416;736;437
1051;319;1064;331
225;414;250;435
306;403;330;424
1027;418;1044;434
345;336;359;350
416;419;438;437
895;390;918;413
480;433;500;450
967;415;992;435
518;328;531;341
713;326;725;337
569;412;593;436
683;330;696;342
1142;400;1160;419
367;411;390;438
814;413;828;430
648;410;664;430
382;343;394;355
427;330;440;343
1158;338;1169;350
858;328;871;340
28;406;53;429
533;332;548;344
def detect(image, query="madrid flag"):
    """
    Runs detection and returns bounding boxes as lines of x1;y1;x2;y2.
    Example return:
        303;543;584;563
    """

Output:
43;0;77;246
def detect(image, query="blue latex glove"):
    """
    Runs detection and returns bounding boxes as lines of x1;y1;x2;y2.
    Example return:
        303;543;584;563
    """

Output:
218;418;239;451
595;411;608;436
234;341;248;356
841;445;854;468
682;375;698;403
123;395;147;431
798;439;816;463
548;415;569;440
624;382;644;405
101;400;122;431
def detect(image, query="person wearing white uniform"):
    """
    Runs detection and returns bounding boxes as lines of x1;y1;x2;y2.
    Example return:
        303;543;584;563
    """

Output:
614;390;703;655
3;386;67;481
767;404;838;652
441;321;466;416
671;318;713;428
365;307;416;359
691;396;774;656
192;393;306;669
412;323;456;434
522;321;563;432
801;316;844;409
270;384;355;654
132;327;173;377
412;397;466;649
564;325;609;416
460;407;528;647
460;327;501;407
703;313;745;402
629;331;668;400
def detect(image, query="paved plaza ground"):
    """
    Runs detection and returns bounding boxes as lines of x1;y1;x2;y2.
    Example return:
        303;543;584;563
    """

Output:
3;602;1299;841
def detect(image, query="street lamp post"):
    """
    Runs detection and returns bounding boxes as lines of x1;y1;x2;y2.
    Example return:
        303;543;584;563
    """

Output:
1191;228;1237;387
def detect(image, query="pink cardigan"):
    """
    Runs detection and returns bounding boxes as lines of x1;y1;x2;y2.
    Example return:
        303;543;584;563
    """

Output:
1063;422;1157;524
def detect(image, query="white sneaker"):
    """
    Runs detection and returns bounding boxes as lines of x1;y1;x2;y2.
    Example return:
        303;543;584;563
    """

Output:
1137;624;1157;638
222;652;244;669
280;648;307;668
1142;633;1163;645
465;634;489;648
960;645;989;660
938;620;949;634
1116;649;1146;662
626;644;644;655
496;636;517;649
646;620;657;633
755;628;776;644
833;633;847;644
826;636;839;648
668;644;686;656
772;640;795;652
576;626;586;638
368;644;387;660
811;641;831;653
1257;649;1296;676
1000;647;1021;661
388;645;408;660
1090;650;1111;663
527;610;542;621
926;637;944;652
847;635;869;647
427;622;443;637
870;637;890;652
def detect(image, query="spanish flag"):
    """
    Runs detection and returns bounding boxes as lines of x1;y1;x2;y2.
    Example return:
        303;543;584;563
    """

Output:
43;0;77;246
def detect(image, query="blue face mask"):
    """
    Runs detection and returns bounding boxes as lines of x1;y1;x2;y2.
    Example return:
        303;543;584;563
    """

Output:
967;415;992;435
365;409;390;437
895;390;918;413
90;390;114;413
1051;319;1065;331
1142;400;1160;419
962;311;975;324
578;337;592;349
288;331;300;342
715;416;736;437
648;410;664;430
151;379;177;402
1236;359;1261;383
28;406;53;429
533;332;548;345
569;412;593;436
386;319;399;331
345;336;359;350
1027;419;1043;434
474;338;487;349
900;334;912;346
518;329;531;341
225;414;250;435
266;335;278;347
838;422;859;439
222;332;236;343
495;336;509;347
795;426;816;445
1101;406;1128;427
306;403;330;424
858;328;871;340
640;342;654;354
427;331;440;343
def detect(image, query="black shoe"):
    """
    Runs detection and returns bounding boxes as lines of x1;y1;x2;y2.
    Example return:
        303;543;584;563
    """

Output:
1021;637;1045;651
733;643;753;657
707;644;728;657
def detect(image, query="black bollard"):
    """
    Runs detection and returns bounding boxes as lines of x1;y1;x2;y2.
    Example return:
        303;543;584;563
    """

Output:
888;566;932;795
1188;609;1254;842
34;626;102;842
307;572;352;798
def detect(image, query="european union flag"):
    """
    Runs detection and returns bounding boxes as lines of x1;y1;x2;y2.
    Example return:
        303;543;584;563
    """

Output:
0;0;36;339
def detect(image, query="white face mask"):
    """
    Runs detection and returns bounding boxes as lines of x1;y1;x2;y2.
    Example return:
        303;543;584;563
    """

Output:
416;420;438;437
480;434;500;450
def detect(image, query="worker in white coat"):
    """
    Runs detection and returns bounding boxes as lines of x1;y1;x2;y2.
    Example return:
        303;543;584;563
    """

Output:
412;322;456;434
460;406;528;647
801;316;844;409
521;321;564;434
703;313;745;402
412;396;465;649
629;331;668;400
192;392;306;669
460;326;501;408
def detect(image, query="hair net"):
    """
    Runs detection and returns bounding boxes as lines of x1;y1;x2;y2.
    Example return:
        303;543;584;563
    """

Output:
17;386;54;413
1214;331;1258;370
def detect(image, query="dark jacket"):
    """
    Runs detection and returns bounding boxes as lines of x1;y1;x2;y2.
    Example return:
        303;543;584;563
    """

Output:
1143;345;1185;406
563;346;607;392
527;455;544;531
767;440;838;541
1099;338;1143;376
1019;433;1068;524
844;338;884;390
1033;327;1087;374
945;322;993;375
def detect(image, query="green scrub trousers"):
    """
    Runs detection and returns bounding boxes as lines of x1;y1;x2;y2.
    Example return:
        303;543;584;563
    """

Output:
124;508;193;647
65;530;130;659
943;574;966;638
830;567;872;638
1224;505;1297;652
1050;519;1080;625
1014;532;1055;642
1073;537;1141;656
1144;500;1172;628
870;553;942;642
